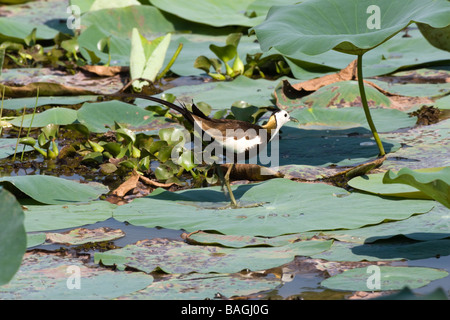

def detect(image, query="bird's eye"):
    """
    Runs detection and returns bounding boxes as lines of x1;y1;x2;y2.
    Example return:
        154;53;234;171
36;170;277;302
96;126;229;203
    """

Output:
284;113;288;117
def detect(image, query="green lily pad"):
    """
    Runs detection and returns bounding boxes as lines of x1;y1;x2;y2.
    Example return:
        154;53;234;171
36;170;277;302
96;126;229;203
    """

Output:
26;233;46;248
313;239;450;262
435;95;450;110
0;175;109;205
383;167;450;208
0;138;34;160
381;119;450;171
186;231;316;248
88;0;141;12
321;202;449;244
369;79;450;99
77;5;174;65
120;273;281;300
80;5;174;38
278;81;392;110
253;0;450;56
288;107;416;132
9;107;78;128
348;168;446;200
150;76;280;114
24;201;116;232
113;178;434;237
149;0;265;27
0;253;153;299
76;100;168;133
0;96;99;110
0;188;26;286
321;266;448;292
0;17;58;42
94;238;332;274
46;227;125;246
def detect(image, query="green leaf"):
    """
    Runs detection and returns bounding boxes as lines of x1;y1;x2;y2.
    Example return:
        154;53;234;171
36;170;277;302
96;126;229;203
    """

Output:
0;188;26;286
348;168;448;200
141;33;171;82
322;203;449;244
0;17;58;43
89;0;141;11
252;0;450;56
0;96;98;111
113;178;434;237
288;107;416;133
94;238;332;274
121;273;280;300
9;108;77;128
149;0;265;27
0;139;33;159
0;176;109;205
77;101;162;133
130;28;146;81
158;128;185;146
209;44;236;75
321;266;448;292
418;23;450;52
313;239;450;262
18;137;36;147
0;254;152;299
78;5;174;65
194;55;213;73
154;163;175;181
177;150;196;172
24;201;116;232
383;167;450;208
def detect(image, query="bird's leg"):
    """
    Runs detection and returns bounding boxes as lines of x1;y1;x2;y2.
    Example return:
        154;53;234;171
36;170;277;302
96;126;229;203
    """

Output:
224;163;237;208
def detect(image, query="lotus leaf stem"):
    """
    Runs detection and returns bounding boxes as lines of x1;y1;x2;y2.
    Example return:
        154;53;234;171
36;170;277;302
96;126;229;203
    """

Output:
357;54;385;156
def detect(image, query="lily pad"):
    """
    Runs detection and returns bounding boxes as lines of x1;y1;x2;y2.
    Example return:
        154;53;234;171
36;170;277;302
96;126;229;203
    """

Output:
383;167;450;208
321;202;449;244
46;227;125;246
9;107;78;128
94;238;332;274
78;5;175;65
0;138;33;160
253;0;450;56
149;0;265;27
348;168;446;200
278;80;392;110
381;119;450;171
0;96;99;110
26;233;46;248
185;231;316;248
321;266;448;292
0;175;109;205
161;76;279;111
113;178;434;237
0;188;26;286
76;100;169;133
288;107;416;133
0;17;58;42
313;239;450;262
24;201;116;232
120;273;281;300
0;253;153;299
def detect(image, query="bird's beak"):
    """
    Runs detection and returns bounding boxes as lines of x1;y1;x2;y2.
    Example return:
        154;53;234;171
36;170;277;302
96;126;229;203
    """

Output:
290;117;299;123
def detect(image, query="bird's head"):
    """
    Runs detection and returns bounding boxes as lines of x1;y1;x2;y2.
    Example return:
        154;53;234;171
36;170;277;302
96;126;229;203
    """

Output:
273;110;298;128
262;110;298;138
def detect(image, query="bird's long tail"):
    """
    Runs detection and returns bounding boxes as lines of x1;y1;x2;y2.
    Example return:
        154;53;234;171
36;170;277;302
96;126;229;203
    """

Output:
105;92;195;123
